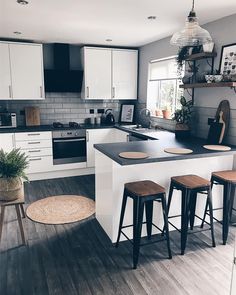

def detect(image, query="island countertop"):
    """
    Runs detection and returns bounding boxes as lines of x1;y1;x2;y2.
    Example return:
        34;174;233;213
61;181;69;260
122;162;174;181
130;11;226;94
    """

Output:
94;130;236;166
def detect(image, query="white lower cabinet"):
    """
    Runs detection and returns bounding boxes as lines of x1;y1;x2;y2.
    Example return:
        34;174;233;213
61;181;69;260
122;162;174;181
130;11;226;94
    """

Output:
86;128;129;168
15;131;53;174
0;133;15;152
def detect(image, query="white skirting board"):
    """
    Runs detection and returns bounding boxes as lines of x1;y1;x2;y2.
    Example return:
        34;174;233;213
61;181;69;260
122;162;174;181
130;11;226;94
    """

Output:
28;167;95;181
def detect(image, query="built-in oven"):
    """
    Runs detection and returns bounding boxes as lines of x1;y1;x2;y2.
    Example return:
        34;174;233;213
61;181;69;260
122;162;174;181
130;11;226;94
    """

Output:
52;129;87;165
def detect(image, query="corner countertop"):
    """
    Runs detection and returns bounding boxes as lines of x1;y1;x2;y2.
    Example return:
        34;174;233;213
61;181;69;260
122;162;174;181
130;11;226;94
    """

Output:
94;130;236;166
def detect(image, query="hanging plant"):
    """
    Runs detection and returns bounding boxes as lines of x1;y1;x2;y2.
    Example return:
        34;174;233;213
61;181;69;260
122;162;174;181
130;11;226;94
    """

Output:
176;46;190;77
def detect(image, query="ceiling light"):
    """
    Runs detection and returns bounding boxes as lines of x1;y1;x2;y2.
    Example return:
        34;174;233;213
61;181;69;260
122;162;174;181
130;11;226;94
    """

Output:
17;0;29;5
13;31;22;35
106;39;112;42
170;0;212;47
147;16;156;20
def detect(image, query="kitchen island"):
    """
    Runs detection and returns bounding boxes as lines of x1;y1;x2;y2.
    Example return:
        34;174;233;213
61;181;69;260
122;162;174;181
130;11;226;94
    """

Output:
94;131;236;243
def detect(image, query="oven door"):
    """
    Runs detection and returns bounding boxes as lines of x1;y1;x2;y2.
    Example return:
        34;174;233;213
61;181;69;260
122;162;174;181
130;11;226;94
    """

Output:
53;137;87;165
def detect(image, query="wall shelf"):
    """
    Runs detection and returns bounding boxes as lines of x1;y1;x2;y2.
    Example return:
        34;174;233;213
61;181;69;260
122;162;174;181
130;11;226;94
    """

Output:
180;82;236;89
184;52;217;61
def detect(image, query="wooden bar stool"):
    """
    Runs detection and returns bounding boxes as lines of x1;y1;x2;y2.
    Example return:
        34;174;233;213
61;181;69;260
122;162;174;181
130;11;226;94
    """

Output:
167;175;215;255
0;195;26;245
201;170;236;245
116;180;172;269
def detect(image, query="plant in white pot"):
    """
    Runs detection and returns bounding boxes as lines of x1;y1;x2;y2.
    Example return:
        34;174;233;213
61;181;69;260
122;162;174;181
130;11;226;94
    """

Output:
0;149;29;201
173;96;193;139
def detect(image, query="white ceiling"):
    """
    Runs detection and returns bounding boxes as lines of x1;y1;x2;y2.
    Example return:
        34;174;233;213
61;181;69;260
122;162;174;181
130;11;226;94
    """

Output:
1;0;236;47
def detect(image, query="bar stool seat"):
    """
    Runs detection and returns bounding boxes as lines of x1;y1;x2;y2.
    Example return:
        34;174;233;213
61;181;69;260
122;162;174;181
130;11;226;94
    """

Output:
116;180;172;269
167;174;215;255
201;170;236;245
212;170;236;183
171;175;210;189
125;180;165;197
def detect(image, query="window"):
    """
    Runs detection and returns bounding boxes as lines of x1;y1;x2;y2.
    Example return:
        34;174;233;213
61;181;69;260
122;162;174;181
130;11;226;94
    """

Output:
147;56;184;117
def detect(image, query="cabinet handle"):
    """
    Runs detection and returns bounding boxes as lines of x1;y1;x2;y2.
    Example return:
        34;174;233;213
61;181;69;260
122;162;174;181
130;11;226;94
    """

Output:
28;149;41;153
28;134;41;136
28;141;41;145
86;86;89;98
112;87;115;98
40;86;43;98
86;131;89;142
29;157;42;161
126;134;129;142
9;86;12;98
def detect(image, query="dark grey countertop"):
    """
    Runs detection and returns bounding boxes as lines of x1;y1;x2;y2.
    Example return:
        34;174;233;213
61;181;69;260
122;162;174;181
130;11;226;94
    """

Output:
0;123;116;133
94;130;236;166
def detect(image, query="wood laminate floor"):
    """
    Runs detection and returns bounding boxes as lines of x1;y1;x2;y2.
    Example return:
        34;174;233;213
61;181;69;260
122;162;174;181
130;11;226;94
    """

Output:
0;175;235;295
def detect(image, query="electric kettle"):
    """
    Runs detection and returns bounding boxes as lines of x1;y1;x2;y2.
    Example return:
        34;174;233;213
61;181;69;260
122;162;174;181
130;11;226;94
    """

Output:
105;109;115;125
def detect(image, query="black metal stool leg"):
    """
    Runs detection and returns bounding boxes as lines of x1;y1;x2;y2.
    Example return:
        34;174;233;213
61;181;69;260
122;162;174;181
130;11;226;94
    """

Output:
229;184;235;221
189;191;197;230
201;176;214;228
116;190;128;247
145;200;153;240
161;194;172;259
133;198;144;269
181;189;190;255
207;188;216;247
167;182;174;215
223;182;231;245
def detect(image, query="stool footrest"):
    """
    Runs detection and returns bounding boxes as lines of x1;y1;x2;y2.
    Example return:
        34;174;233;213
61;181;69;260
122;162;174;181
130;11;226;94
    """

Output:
205;211;223;225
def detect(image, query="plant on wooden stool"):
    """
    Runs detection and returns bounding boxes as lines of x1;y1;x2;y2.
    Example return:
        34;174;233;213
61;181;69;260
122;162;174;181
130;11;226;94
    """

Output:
173;96;193;139
0;149;29;201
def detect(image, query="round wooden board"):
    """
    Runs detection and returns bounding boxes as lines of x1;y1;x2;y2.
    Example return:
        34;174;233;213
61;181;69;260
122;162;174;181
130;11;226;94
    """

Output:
164;148;193;155
203;145;231;151
119;152;149;159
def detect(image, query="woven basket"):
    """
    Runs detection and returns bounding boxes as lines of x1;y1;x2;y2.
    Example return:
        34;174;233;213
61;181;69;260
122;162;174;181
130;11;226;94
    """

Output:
0;177;23;201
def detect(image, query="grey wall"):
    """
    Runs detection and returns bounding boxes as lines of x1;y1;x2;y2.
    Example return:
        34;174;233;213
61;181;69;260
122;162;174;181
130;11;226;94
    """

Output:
138;14;236;144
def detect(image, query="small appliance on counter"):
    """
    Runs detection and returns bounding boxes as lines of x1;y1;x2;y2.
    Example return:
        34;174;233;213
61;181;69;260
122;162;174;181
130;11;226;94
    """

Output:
104;109;115;125
0;112;17;128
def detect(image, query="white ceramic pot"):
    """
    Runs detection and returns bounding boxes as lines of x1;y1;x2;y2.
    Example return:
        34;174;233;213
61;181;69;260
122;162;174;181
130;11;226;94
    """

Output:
203;42;215;53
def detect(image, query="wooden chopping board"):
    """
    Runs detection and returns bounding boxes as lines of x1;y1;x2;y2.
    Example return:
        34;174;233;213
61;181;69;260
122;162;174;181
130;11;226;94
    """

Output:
25;107;40;126
164;148;193;154
215;100;230;143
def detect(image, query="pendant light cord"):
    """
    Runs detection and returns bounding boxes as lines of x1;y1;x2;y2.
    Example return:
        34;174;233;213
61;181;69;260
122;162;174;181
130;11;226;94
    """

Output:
192;0;195;12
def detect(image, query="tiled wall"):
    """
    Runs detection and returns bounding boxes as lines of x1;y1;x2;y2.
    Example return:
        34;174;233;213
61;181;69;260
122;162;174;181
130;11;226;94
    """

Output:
1;93;124;126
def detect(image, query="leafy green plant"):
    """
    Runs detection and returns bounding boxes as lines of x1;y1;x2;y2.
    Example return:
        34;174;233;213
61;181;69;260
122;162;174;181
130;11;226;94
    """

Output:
173;96;193;124
0;149;29;181
176;46;190;77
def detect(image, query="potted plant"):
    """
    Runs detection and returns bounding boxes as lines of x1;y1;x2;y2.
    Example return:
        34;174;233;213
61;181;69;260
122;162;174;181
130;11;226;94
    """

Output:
162;105;172;119
173;96;193;139
0;149;29;201
176;46;190;77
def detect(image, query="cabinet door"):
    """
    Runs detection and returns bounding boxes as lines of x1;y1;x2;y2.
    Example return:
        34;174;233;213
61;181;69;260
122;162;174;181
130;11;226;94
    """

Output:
0;43;11;99
0;134;15;152
9;43;44;99
84;48;111;99
112;50;138;100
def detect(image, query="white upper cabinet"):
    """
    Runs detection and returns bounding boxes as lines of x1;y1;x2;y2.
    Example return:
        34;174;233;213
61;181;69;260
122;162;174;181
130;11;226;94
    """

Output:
82;47;112;99
82;47;138;100
9;43;44;99
0;43;11;99
112;50;138;100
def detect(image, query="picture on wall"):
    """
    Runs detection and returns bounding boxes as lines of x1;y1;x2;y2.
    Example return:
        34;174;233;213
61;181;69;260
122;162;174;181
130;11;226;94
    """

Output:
119;104;135;124
219;43;236;76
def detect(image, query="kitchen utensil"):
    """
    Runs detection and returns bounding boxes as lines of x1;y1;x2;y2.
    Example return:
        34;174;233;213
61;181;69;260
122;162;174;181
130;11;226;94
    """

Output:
25;107;40;126
164;148;193;154
118;152;149;159
215;100;230;144
105;109;115;125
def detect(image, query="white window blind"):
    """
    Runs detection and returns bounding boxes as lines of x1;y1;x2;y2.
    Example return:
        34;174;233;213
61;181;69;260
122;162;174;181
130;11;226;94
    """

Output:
149;57;179;80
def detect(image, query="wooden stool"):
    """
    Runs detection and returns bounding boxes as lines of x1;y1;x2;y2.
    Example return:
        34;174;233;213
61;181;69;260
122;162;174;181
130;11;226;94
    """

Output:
201;170;236;245
0;195;26;245
116;180;172;269
167;175;215;255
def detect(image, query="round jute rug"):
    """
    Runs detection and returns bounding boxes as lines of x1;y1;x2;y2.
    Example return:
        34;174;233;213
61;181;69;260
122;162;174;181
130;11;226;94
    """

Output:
26;195;95;225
